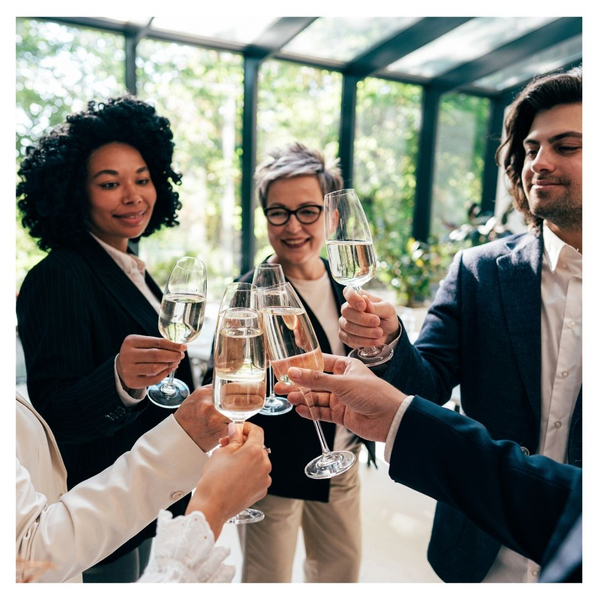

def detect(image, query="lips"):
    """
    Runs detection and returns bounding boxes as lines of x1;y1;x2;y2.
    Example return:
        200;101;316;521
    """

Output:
114;210;147;225
282;238;309;248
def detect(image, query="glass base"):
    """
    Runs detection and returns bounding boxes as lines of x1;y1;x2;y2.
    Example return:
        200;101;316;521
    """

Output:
349;344;394;367
304;450;356;480
259;395;293;416
228;507;265;525
147;378;190;409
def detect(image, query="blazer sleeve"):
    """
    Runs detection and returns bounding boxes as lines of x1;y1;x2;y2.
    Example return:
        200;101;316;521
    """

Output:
17;257;144;443
388;396;581;565
383;252;463;404
16;415;209;583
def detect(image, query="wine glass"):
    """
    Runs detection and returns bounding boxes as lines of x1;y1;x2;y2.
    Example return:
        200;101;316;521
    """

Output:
258;282;355;479
213;284;267;524
252;264;293;417
324;188;394;366
148;257;207;408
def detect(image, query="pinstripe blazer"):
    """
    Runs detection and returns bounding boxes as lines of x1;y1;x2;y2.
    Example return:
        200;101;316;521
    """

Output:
16;233;194;560
384;232;582;582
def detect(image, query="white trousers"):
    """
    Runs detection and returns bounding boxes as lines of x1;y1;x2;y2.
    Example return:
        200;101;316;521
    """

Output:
239;457;362;583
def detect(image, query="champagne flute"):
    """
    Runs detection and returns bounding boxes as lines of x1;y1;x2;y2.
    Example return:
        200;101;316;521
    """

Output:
213;284;267;524
258;282;356;479
148;256;207;408
252;264;293;417
324;188;394;366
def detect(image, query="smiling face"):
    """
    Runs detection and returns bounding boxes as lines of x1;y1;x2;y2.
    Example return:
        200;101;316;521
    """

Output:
86;142;157;252
521;103;582;235
266;175;326;280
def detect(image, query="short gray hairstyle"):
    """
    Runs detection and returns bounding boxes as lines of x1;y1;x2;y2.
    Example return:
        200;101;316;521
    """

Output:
255;142;344;209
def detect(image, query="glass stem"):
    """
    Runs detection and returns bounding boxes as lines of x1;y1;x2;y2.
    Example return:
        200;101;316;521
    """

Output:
301;387;332;456
161;370;176;395
268;366;275;400
354;285;383;356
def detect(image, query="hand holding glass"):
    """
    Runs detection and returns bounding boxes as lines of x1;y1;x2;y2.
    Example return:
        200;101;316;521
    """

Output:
258;282;355;479
252;264;293;416
324;188;393;366
148;257;207;408
212;283;267;524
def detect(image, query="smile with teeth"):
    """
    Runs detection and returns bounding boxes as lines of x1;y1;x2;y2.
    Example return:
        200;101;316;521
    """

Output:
114;210;147;224
283;238;309;247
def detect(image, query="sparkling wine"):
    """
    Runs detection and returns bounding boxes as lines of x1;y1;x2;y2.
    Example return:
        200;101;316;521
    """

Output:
261;306;323;385
159;293;206;343
326;240;376;287
213;310;266;421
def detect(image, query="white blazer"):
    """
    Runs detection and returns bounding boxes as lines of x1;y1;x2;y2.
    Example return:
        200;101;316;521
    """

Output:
16;393;209;583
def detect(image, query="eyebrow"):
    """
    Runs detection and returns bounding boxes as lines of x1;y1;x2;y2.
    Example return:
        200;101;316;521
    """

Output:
266;202;323;209
523;131;582;146
92;166;149;179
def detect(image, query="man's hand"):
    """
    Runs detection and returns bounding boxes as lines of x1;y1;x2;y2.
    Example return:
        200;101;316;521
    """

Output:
338;287;400;348
116;334;187;390
187;422;272;538
173;386;230;452
285;354;406;443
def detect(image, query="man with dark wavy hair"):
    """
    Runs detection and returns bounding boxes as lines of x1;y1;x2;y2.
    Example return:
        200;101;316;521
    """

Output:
338;66;582;582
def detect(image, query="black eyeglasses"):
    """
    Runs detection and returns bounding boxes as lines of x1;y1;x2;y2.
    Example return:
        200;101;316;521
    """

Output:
264;204;323;226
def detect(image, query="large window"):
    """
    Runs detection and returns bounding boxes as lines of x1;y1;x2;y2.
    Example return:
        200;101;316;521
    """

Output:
430;93;490;240
136;39;244;300
16;18;126;288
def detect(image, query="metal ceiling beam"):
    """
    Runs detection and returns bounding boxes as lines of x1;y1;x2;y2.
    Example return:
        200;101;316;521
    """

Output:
433;17;583;92
245;17;317;59
344;17;473;79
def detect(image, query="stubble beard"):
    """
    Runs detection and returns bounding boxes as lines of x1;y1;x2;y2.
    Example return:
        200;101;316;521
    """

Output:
527;187;582;232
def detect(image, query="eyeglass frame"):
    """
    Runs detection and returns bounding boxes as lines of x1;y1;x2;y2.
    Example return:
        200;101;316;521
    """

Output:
263;204;324;226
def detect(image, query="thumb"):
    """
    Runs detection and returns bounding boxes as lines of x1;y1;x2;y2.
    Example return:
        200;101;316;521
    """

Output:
227;422;244;445
288;367;334;392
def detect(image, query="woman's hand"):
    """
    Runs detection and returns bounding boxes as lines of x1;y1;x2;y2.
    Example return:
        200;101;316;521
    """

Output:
116;334;187;390
186;422;272;538
338;287;400;348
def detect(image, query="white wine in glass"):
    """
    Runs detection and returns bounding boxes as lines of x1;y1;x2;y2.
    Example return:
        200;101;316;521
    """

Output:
258;282;355;480
324;188;393;366
252;263;293;416
148;257;207;408
213;286;267;525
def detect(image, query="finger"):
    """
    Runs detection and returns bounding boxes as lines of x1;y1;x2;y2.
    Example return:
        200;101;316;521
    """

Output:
130;348;186;364
126;335;188;353
295;404;334;422
287;367;335;393
339;329;388;349
243;423;265;447
339;315;383;339
218;435;230;447
342;287;367;311
321;353;341;372
340;305;381;328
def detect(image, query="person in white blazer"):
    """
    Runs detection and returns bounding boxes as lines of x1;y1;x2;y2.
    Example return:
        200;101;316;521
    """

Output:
16;388;272;583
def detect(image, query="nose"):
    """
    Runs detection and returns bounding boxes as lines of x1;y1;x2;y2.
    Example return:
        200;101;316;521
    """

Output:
284;213;303;232
530;147;556;174
122;181;143;204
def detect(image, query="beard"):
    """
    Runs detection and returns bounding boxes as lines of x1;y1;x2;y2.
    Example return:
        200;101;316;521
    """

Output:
527;187;582;231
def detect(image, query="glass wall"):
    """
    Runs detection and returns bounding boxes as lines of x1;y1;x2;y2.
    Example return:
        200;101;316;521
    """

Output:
16;18;126;288
136;39;244;300
430;93;490;240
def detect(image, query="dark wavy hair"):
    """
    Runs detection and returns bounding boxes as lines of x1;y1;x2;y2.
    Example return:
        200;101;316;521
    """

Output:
17;95;183;251
496;66;582;230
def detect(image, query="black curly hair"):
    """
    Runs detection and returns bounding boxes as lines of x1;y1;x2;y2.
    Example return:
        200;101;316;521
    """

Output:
17;95;183;251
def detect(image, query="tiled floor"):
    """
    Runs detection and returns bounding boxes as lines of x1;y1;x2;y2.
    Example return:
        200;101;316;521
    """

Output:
218;444;442;583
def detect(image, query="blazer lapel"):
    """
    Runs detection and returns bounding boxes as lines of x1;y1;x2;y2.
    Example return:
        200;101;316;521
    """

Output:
78;235;161;337
497;233;543;426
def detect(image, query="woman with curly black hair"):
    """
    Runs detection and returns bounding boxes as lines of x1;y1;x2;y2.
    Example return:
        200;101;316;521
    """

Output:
16;96;217;582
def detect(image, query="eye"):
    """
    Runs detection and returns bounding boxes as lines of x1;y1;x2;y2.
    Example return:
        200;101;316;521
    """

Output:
99;181;118;189
524;148;537;157
267;209;288;218
298;207;321;217
137;178;151;185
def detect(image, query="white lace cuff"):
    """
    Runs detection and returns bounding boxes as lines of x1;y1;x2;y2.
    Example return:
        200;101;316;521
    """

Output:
138;510;235;583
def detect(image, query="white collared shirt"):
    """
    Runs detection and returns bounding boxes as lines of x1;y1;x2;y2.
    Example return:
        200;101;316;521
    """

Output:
90;233;161;406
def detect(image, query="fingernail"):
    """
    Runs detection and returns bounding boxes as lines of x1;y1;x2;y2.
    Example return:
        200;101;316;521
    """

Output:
288;367;301;378
227;422;236;437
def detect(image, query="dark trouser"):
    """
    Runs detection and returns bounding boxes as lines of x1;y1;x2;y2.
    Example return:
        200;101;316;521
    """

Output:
82;538;152;583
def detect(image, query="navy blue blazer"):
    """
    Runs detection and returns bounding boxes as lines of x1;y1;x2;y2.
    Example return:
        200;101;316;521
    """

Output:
388;396;581;583
17;233;194;561
384;232;582;582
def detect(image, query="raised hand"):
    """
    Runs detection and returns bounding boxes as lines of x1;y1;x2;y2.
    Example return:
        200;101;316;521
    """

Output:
338;287;400;349
187;422;272;538
285;353;407;443
116;334;187;390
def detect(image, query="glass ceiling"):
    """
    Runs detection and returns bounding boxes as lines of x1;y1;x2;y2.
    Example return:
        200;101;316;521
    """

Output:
43;16;582;95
